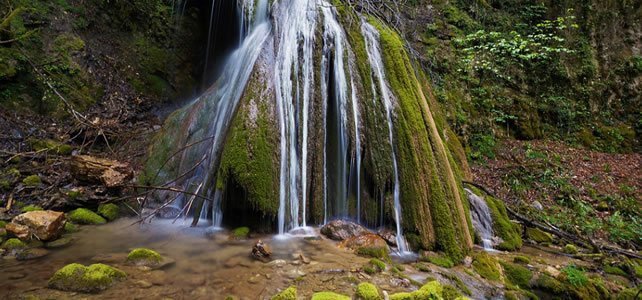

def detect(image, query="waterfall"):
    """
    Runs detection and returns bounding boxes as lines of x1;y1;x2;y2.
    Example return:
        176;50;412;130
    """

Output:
170;0;269;220
350;74;361;224
465;188;495;250
274;0;317;234
361;21;408;253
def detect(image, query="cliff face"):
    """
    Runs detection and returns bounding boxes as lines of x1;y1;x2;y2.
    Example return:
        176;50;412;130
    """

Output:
397;0;641;156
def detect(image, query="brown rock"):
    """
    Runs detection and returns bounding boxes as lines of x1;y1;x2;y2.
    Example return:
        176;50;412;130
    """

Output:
339;233;388;250
13;210;66;241
70;155;133;187
6;223;31;241
377;230;397;247
320;219;369;241
252;240;271;262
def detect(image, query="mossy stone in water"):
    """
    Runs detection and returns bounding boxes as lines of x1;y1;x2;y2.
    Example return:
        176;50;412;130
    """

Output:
526;227;552;243
356;283;381;300
23;175;41;187
48;263;126;293
232;227;250;238
68;208;106;225
64;222;79;233
2;238;26;250
127;248;162;266
271;285;296;300
46;237;74;249
97;204;119;221
310;292;351;300
472;251;500;281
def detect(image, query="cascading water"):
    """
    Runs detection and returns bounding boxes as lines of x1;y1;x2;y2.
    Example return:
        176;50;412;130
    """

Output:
168;0;270;225
274;0;317;234
361;22;408;253
350;73;361;224
465;188;495;250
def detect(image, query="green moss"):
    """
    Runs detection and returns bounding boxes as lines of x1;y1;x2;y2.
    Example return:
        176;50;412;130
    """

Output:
563;244;578;255
420;281;444;295
97;204;119;221
526;227;552;243
616;288;640;300
310;292;351;300
534;273;567;294
472;251;500;281
441;284;463;300
389;292;413;300
369;258;386;271
68;208;106;225
0;180;9;190
2;238;26;250
126;248;162;266
357;247;389;260
0;220;6;228
363;266;376;275
394;264;405;271
513;256;531;264
561;266;588;287
423;255;455;268
500;261;533;289
603;265;628;277
48;263;126;292
64;222;79;233
23;175;41;187
356;283;381;300
440;272;472;296
271;285;296;300
232;227;250;238
54;33;85;52
634;264;642;278
21;205;43;212
416;262;431;272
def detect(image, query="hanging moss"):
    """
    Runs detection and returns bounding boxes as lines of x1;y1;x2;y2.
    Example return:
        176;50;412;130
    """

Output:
371;19;472;263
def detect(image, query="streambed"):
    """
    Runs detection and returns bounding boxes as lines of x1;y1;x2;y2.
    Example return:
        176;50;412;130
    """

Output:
0;219;587;300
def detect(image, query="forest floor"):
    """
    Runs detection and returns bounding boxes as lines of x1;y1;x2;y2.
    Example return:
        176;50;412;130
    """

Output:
471;139;642;251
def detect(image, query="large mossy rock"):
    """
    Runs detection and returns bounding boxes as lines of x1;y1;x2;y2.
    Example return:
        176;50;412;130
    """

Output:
48;263;127;293
12;210;66;241
356;283;382;300
97;204;119;221
68;208;106;225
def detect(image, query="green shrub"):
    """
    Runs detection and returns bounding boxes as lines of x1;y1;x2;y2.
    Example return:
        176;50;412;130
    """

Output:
562;265;588;287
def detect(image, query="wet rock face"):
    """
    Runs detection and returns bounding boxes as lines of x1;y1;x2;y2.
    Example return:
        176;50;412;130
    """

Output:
12;210;66;241
320;219;369;241
252;240;271;261
339;233;388;250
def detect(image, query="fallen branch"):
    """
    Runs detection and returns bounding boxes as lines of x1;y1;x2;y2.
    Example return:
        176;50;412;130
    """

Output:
120;184;212;203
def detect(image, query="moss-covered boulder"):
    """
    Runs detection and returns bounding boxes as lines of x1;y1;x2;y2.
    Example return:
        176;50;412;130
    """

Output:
500;261;533;288
97;204;119;221
68;208;106;225
64;222;79;233
356;283;381;300
126;248;162;266
526;227;552;244
513;256;530;264
23;175;41;187
271;285;296;300
472;251;501;281
1;238;26;251
310;292;351;300
48;263;126;293
46;237;74;249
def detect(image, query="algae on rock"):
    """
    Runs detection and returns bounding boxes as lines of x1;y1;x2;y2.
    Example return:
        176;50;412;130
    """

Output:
48;263;127;293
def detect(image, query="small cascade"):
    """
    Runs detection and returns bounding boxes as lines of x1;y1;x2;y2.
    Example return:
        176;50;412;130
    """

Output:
274;0;317;234
465;188;494;250
361;22;408;253
350;73;361;224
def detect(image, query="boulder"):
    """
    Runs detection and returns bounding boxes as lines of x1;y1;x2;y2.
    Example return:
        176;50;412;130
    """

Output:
6;222;31;241
320;219;369;241
127;248;163;266
377;230;397;247
526;227;553;244
12;210;66;241
339;233;388;250
48;263;127;292
252;240;271;262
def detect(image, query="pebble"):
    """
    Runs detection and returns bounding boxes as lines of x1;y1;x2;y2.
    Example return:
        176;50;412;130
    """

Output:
137;280;153;289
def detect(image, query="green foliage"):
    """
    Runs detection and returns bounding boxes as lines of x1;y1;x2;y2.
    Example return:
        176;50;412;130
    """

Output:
271;286;296;300
561;265;588;287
